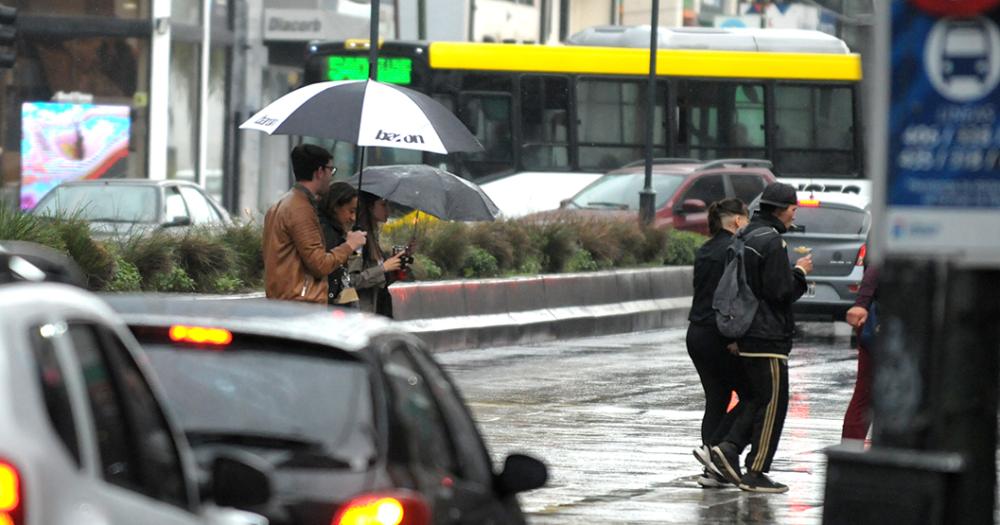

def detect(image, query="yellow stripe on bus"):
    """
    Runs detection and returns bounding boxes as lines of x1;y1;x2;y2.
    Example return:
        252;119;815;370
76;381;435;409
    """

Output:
428;42;862;81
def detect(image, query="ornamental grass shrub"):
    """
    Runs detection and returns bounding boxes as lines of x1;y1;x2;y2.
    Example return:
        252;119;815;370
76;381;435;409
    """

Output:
2;206;704;292
0;205;66;250
51;217;116;290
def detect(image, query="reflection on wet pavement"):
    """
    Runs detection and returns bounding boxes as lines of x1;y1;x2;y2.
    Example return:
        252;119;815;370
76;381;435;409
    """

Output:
439;328;858;524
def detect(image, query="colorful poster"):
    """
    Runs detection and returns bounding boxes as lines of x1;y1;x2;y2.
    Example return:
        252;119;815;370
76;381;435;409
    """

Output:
20;102;131;210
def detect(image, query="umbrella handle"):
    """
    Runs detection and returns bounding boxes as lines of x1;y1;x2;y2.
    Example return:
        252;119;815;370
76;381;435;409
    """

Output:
411;210;420;243
353;145;366;231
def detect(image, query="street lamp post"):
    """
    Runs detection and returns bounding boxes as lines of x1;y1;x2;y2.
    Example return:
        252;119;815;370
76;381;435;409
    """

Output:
369;0;380;81
639;0;659;227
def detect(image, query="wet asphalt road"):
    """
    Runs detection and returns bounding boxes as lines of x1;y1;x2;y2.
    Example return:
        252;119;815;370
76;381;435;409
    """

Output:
438;326;859;525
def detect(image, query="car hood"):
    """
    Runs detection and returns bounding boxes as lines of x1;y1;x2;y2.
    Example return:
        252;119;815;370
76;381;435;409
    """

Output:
87;221;160;239
523;208;636;223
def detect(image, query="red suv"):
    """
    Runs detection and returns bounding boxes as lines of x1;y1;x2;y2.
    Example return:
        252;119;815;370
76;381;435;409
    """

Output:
558;158;777;235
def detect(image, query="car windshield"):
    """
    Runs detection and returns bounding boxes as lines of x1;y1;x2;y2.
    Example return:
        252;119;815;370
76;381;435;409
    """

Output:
144;345;376;464
793;206;868;235
569;173;686;210
34;185;159;223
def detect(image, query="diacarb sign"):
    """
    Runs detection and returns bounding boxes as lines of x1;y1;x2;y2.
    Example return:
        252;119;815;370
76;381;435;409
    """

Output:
263;9;326;41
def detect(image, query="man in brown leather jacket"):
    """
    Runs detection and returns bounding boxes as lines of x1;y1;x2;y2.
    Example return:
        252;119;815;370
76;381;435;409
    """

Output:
263;145;366;303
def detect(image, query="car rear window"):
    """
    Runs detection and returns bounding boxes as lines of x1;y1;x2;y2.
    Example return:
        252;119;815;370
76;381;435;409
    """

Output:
793;206;868;235
34;185;158;223
569;173;685;210
143;342;376;464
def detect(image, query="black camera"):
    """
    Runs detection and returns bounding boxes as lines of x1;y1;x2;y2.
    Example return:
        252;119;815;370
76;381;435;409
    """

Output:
392;245;415;268
390;244;415;282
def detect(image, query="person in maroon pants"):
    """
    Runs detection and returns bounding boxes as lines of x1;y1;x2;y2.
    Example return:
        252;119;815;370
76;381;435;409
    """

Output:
841;264;879;441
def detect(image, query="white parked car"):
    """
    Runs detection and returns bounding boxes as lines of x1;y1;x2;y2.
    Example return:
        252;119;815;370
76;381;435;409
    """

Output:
0;280;269;525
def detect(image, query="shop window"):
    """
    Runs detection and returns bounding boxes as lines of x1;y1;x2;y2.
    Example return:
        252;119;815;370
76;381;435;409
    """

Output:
168;41;200;181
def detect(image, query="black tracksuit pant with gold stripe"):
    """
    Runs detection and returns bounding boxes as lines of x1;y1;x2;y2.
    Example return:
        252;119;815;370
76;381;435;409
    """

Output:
722;354;789;474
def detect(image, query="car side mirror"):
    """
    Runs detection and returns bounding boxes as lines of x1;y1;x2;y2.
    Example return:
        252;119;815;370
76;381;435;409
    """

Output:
559;198;571;209
164;215;192;228
209;453;272;508
679;199;707;214
495;453;547;495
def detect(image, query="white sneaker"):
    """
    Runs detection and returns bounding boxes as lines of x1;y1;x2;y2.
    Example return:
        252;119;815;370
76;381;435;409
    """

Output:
693;445;722;476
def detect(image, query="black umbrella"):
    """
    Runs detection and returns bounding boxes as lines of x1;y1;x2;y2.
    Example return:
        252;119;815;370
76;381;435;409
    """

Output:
345;165;500;222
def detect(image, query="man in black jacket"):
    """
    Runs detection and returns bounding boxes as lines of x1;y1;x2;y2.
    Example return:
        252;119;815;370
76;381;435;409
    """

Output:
710;182;813;493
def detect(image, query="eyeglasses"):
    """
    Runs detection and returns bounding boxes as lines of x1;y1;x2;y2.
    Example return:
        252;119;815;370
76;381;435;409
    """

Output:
323;165;337;175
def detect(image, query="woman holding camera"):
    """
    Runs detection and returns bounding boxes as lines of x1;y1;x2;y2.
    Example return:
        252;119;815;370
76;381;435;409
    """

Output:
318;181;361;307
352;190;406;317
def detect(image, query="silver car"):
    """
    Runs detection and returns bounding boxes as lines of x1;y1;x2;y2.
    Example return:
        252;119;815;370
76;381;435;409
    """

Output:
0;280;268;525
31;180;232;238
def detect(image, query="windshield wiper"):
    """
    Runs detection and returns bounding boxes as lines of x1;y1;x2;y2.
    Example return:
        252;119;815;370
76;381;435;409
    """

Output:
586;201;629;210
186;430;323;451
279;450;372;470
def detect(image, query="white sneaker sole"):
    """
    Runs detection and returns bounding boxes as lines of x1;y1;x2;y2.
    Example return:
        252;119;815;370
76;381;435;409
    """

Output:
697;476;728;488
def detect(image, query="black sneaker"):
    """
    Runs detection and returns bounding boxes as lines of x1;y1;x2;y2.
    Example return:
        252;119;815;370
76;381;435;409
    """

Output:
738;471;788;494
710;442;743;485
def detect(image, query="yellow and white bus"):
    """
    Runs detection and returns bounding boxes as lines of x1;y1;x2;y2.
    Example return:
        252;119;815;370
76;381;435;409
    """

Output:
304;26;864;216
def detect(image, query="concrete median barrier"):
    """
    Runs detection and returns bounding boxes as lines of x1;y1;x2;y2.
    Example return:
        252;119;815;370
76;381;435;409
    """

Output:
391;266;693;351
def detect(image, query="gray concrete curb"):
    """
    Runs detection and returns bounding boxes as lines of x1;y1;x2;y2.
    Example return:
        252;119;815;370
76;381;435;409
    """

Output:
390;266;693;351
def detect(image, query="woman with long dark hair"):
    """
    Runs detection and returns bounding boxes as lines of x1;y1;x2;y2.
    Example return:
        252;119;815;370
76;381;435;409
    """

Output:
687;197;751;488
352;191;405;316
318;181;359;306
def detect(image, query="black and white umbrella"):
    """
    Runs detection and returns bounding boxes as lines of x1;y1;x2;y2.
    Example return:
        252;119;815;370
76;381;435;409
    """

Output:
345;164;499;222
239;79;482;155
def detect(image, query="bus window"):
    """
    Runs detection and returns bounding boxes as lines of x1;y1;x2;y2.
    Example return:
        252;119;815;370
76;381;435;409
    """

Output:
520;75;570;171
774;84;855;175
675;81;765;161
576;78;665;171
462;74;513;93
457;93;514;181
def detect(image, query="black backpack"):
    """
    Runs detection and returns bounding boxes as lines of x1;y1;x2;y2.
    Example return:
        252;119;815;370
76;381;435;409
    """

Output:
712;227;776;339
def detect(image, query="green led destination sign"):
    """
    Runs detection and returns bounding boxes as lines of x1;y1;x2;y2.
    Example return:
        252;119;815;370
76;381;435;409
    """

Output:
326;56;413;85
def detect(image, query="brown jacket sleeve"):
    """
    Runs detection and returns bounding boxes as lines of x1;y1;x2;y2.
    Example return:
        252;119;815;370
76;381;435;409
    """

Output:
285;200;352;278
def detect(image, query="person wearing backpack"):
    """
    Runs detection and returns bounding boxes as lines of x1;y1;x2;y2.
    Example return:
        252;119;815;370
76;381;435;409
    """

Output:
687;198;753;488
710;182;813;494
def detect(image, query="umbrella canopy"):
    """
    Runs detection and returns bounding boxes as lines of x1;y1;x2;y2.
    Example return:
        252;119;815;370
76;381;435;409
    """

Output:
345;164;500;221
239;80;483;155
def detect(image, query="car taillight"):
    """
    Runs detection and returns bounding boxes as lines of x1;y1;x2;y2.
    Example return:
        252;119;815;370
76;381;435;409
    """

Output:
0;460;23;525
855;243;867;267
169;325;233;346
333;491;430;525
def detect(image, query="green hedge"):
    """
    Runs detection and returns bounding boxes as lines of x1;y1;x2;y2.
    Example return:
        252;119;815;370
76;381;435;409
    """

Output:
1;207;705;292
